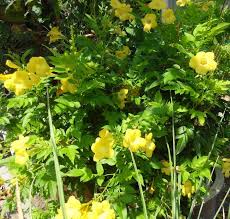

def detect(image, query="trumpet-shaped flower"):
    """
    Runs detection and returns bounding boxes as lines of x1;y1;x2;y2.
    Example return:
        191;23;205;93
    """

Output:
148;0;167;10
60;78;77;94
47;27;63;43
141;13;158;32
6;60;20;69
111;0;122;8
11;135;30;165
189;51;217;75
87;200;115;219
15;150;29;165
0;57;51;95
27;57;51;77
123;129;146;152
201;1;214;12
117;88;128;109
181;180;195;198
176;0;190;7
91;129;115;161
55;196;82;219
222;158;230;178
113;2;134;21
115;46;131;59
11;135;29;152
143;133;156;158
161;160;171;175
162;9;176;24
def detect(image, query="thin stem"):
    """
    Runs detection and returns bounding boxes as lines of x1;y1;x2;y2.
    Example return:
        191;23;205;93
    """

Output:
187;178;203;219
29;176;37;219
197;156;219;219
130;150;148;219
165;137;175;217
170;91;177;218
213;187;230;219
46;88;67;219
16;179;24;219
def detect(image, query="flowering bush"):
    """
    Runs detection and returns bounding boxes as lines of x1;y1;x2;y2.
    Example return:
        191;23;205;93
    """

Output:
0;0;229;218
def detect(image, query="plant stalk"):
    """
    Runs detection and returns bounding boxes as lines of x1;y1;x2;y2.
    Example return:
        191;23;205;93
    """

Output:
47;88;67;219
130;150;148;219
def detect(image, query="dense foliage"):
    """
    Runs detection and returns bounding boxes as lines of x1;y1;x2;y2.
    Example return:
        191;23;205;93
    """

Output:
0;0;229;218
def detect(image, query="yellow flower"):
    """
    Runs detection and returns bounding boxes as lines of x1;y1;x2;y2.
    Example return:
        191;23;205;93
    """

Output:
6;60;20;69
176;0;190;7
3;71;34;95
111;0;122;8
123;129;146;152
201;1;214;12
222;158;230;178
0;73;13;81
11;135;30;165
161;160;171;175
189;51;217;75
47;27;63;43
142;133;156;158
162;9;176;24
181;180;195;198
60;78;77;94
15;150;29;165
0;57;52;95
148;0;167;10
141;13;158;32
11;135;29;152
55;196;82;219
91;129;115;162
27;57;51;77
88;200;115;219
114;3;134;21
115;46;131;59
117;88;128;109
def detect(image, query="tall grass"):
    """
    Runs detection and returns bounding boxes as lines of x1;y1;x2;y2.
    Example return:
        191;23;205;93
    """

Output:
46;88;67;219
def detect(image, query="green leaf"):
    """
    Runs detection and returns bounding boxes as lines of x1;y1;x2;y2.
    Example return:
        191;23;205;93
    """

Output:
172;44;194;57
59;146;77;164
176;126;194;154
190;109;206;126
96;176;104;186
183;32;195;43
199;168;211;180
96;162;104;176
163;68;185;84
182;171;190;183
191;156;208;169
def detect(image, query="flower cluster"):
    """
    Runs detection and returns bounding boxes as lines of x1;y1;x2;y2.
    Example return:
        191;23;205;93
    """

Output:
111;0;176;32
0;57;52;95
11;135;30;165
181;180;195;198
91;129;115;162
117;88;128;109
176;0;190;7
47;27;63;43
222;158;230;178
110;0;134;21
123;129;156;158
115;46;131;59
189;51;217;75
55;196;115;219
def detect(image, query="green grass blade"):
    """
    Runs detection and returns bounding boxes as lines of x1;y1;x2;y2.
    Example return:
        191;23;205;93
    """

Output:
130;150;148;219
46;88;67;219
